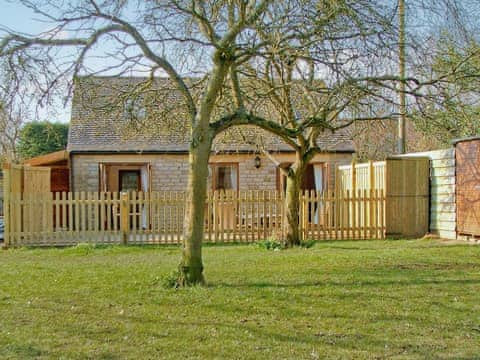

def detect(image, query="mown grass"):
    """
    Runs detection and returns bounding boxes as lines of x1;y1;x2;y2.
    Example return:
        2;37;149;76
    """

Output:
0;239;479;359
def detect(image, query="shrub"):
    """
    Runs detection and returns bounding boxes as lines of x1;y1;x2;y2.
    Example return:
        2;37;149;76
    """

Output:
72;243;97;255
161;270;180;289
300;239;316;249
256;239;283;251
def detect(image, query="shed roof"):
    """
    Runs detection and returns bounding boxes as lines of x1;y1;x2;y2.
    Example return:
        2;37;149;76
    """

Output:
24;150;69;166
68;76;355;154
452;136;480;145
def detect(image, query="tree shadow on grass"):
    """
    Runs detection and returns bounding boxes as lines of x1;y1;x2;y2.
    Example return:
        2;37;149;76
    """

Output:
0;343;46;358
117;311;461;359
210;277;480;289
312;238;480;251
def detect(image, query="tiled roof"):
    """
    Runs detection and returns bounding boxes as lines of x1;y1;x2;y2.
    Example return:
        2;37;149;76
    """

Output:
68;76;355;153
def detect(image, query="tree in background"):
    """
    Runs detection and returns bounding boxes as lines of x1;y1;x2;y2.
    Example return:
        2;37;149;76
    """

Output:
411;38;480;146
394;1;480;150
0;60;26;163
17;121;68;160
0;101;22;162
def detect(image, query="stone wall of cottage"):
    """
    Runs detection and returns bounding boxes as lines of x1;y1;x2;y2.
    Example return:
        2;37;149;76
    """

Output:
71;152;353;193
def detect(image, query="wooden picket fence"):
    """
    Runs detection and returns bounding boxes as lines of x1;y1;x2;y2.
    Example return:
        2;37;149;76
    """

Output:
3;189;385;247
302;189;385;240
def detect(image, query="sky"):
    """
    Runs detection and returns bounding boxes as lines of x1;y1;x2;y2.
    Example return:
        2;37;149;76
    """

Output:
0;2;41;32
0;1;162;124
0;1;71;123
0;0;479;124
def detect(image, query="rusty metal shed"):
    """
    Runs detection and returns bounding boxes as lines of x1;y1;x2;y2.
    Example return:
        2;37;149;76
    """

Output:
453;137;480;238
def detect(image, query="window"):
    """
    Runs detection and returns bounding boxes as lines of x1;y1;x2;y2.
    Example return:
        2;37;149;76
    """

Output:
119;170;141;192
123;97;146;121
211;163;238;191
99;163;151;192
277;163;326;193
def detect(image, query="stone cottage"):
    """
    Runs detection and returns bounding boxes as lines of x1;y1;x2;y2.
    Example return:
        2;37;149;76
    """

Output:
68;76;355;194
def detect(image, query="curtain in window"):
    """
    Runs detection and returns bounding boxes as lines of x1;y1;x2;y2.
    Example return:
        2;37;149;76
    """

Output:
99;164;108;192
313;164;324;224
230;166;238;190
223;167;232;189
214;165;238;191
140;164;150;229
313;165;323;192
140;166;149;192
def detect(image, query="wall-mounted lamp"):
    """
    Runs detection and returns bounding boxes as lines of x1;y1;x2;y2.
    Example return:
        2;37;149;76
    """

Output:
254;155;261;169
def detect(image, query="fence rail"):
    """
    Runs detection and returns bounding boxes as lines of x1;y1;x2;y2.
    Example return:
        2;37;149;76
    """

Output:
3;189;385;247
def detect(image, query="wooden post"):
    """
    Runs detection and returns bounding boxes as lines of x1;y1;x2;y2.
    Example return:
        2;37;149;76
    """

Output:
301;190;307;241
351;160;357;192
351;160;356;237
3;163;10;249
369;161;375;238
120;192;129;245
369;161;375;190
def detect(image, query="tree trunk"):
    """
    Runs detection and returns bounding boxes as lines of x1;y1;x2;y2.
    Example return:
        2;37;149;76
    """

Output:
284;153;307;247
177;57;230;286
179;129;213;286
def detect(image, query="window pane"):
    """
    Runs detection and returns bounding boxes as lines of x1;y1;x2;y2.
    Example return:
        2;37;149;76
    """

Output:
214;165;237;190
120;171;140;191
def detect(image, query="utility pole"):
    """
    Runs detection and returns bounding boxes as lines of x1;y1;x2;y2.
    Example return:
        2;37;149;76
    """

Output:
397;0;407;154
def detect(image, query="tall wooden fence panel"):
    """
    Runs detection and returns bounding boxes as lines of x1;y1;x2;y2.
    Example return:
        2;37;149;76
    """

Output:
3;189;386;247
385;157;430;238
336;161;386;231
23;166;51;193
337;161;386;192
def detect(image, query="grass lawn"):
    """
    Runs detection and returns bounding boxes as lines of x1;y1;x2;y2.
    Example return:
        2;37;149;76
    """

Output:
0;239;479;359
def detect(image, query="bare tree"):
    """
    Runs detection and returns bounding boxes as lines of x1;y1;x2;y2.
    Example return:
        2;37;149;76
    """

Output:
392;0;480;149
211;0;480;245
1;0;476;281
0;0;319;284
209;1;408;245
0;102;22;163
0;61;29;162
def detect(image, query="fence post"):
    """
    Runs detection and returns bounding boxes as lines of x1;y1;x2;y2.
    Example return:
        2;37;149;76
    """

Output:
351;160;356;233
120;192;129;245
369;161;375;238
300;190;306;241
2;163;10;249
369;161;375;190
